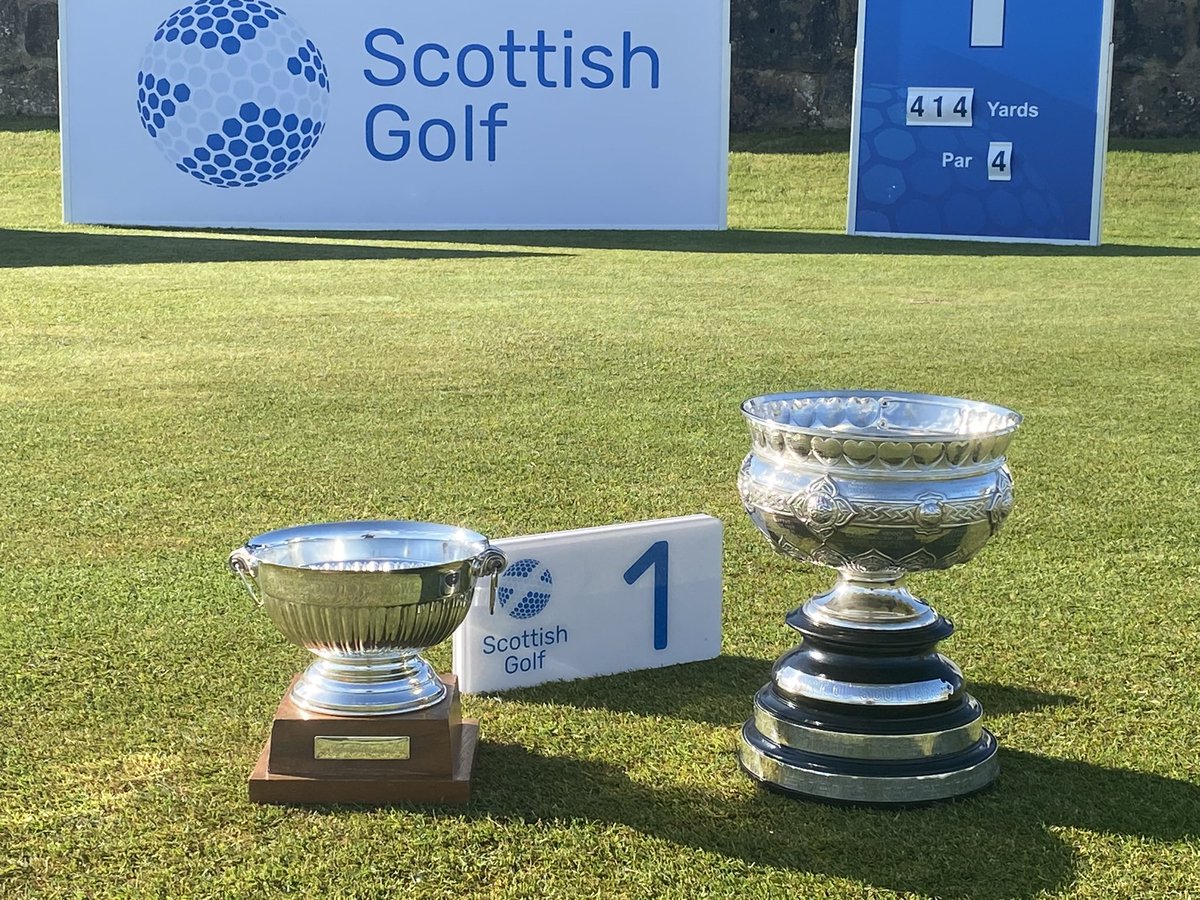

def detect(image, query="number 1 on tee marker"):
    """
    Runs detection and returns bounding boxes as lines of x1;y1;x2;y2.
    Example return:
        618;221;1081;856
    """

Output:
623;541;670;650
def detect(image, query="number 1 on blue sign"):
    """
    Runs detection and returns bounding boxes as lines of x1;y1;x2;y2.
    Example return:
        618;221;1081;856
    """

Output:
623;540;669;650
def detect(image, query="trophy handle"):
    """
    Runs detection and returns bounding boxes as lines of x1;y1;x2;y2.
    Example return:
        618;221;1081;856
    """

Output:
471;547;508;614
228;547;262;607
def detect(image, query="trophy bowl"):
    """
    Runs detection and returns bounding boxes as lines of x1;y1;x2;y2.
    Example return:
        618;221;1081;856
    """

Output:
737;390;1022;804
739;390;1020;627
230;520;506;717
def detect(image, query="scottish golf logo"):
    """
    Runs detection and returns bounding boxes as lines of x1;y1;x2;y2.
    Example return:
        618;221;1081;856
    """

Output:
496;559;553;620
136;1;330;188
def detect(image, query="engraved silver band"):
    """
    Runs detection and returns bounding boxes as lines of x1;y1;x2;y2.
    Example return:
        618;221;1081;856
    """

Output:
773;667;959;706
738;739;999;805
754;699;984;761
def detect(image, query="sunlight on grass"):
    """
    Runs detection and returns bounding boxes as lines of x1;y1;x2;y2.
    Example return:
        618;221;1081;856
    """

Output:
1;119;1199;898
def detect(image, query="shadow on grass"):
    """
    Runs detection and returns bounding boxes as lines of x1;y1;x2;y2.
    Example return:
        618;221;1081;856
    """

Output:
464;661;1127;897
968;681;1079;716
6;226;1197;263
284;228;1200;257
495;655;1077;727
485;655;771;726
470;743;1199;899
0;116;58;133
725;131;1200;156
1108;137;1200;154
734;133;1200;156
730;129;850;155
0;228;566;268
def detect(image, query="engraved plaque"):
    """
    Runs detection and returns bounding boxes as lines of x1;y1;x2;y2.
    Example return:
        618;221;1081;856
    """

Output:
313;735;412;761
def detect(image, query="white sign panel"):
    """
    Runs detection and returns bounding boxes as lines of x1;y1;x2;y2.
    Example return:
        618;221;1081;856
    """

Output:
59;0;730;229
451;516;722;694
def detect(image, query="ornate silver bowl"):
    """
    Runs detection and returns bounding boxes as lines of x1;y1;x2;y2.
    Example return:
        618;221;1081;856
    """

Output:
739;390;1020;629
230;520;506;717
737;390;1022;804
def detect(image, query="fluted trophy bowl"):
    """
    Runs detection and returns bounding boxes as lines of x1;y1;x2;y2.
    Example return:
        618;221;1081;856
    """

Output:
230;520;506;717
738;390;1021;630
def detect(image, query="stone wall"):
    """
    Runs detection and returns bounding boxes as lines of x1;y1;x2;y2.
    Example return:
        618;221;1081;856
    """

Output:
731;0;1200;137
0;0;57;115
2;0;1198;136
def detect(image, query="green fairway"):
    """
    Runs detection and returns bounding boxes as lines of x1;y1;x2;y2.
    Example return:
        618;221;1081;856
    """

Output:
2;118;1199;898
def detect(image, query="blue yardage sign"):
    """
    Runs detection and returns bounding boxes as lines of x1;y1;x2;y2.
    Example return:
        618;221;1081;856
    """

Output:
848;0;1115;245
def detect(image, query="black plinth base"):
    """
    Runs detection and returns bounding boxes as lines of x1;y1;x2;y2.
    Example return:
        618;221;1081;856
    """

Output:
739;717;998;806
739;607;999;805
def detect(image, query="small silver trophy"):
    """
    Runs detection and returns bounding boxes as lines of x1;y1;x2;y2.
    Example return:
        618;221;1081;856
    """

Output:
229;520;506;804
737;391;1021;804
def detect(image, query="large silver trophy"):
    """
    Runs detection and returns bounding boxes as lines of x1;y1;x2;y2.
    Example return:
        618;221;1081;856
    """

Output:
737;391;1021;804
229;520;506;804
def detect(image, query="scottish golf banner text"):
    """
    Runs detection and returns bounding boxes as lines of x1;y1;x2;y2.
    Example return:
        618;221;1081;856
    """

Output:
59;0;730;229
848;0;1115;244
451;516;723;694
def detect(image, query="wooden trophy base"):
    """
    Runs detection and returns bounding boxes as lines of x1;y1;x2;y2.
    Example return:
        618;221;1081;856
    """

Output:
249;673;477;805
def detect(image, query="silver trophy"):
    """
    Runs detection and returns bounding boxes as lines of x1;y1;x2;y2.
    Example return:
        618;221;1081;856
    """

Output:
229;520;507;804
229;520;507;716
737;391;1021;804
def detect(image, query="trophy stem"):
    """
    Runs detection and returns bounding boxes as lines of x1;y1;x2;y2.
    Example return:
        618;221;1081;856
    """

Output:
290;651;447;717
801;574;939;631
739;586;998;806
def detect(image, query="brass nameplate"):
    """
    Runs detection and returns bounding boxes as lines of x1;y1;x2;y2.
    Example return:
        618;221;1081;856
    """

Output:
313;736;412;760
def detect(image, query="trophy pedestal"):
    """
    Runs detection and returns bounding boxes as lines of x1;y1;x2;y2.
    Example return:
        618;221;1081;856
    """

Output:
249;673;477;805
738;607;998;806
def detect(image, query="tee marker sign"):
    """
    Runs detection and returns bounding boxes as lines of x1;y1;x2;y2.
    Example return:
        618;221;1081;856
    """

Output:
451;516;723;694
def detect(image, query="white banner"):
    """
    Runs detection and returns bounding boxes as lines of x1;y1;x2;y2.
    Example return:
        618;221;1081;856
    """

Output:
59;0;730;229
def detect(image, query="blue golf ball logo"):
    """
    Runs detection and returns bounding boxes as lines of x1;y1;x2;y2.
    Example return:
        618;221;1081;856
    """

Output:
496;559;553;620
136;1;330;188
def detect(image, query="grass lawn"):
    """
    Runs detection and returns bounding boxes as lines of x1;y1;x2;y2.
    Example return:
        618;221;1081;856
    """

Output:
1;119;1199;898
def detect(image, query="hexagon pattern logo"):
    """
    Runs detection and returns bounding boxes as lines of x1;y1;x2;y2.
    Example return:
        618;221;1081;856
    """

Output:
136;1;331;188
496;559;553;620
